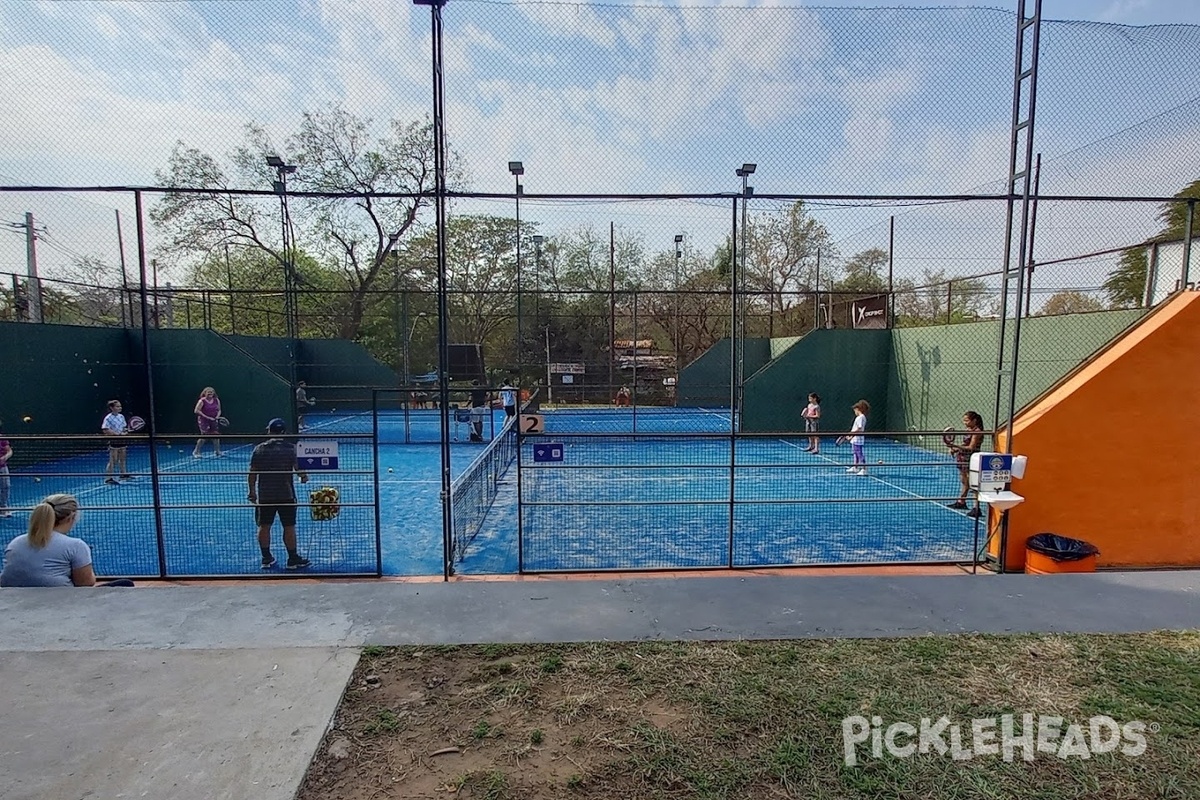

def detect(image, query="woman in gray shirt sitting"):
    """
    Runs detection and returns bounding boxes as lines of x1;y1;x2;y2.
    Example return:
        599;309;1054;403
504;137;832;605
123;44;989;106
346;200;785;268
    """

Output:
1;494;114;587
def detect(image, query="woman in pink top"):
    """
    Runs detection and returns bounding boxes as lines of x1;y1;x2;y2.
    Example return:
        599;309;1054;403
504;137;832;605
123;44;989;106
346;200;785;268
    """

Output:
193;386;223;458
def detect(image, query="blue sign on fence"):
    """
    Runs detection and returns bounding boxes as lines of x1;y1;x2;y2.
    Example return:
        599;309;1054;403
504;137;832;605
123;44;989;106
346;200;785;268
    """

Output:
532;443;564;463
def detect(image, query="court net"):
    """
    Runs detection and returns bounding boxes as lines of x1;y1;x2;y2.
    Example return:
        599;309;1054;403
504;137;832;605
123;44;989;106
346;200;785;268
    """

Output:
447;390;539;561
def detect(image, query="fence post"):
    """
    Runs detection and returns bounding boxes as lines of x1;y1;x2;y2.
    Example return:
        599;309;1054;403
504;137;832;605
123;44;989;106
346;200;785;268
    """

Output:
1181;200;1194;291
134;190;168;579
946;280;953;325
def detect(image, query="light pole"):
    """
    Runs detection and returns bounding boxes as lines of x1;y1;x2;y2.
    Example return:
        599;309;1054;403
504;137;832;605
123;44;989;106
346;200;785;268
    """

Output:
532;234;544;389
404;311;429;393
266;155;298;343
673;234;683;377
734;163;755;413
509;161;524;382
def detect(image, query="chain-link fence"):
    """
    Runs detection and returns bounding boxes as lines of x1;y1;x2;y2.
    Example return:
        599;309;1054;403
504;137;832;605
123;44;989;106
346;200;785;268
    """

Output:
3;3;1200;576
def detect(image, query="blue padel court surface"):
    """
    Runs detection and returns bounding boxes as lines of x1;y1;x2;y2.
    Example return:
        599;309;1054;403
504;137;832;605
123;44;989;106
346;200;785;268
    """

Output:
455;408;986;573
0;408;984;577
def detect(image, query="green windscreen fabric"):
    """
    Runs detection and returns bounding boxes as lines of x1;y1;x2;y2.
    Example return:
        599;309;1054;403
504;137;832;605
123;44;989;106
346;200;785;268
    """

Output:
887;309;1146;434
677;338;771;407
0;321;140;467
146;329;292;435
741;329;891;433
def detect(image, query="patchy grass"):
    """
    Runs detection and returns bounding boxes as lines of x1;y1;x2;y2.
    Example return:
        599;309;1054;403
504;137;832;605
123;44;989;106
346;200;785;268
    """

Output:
299;633;1200;800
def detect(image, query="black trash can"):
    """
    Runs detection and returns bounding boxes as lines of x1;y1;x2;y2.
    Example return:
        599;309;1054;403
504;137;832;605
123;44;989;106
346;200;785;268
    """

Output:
1025;533;1100;574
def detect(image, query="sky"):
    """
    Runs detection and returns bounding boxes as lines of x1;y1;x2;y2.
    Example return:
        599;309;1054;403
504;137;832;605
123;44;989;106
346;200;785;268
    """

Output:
2;0;1200;291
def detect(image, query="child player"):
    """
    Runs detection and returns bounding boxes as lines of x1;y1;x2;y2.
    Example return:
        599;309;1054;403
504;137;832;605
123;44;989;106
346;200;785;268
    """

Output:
101;399;131;485
845;400;870;476
802;392;821;453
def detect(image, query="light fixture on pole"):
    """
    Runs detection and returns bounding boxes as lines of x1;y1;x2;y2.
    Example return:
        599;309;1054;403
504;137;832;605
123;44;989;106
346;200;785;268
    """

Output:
266;154;299;343
509;161;524;382
733;164;755;413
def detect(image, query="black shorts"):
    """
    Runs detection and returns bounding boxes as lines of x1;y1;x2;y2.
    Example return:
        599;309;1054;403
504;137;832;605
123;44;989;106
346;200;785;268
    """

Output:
256;503;298;527
504;405;516;418
108;441;128;450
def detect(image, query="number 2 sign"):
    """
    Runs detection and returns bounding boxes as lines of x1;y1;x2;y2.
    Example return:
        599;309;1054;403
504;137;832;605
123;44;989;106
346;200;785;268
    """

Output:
520;414;545;434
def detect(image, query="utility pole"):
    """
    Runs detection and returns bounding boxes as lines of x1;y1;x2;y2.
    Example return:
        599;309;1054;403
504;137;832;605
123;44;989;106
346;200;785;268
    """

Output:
24;213;43;323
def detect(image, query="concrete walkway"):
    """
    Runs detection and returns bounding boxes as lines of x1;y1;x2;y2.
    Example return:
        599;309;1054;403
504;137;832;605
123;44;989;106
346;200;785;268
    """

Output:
3;571;1198;800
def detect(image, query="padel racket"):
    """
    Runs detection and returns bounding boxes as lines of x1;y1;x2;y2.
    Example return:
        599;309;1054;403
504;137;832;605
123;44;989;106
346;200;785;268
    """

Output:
128;416;146;432
942;426;957;447
217;416;230;427
835;435;849;446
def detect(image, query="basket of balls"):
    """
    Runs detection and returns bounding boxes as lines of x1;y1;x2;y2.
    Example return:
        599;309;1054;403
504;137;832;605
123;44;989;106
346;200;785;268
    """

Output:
309;486;341;521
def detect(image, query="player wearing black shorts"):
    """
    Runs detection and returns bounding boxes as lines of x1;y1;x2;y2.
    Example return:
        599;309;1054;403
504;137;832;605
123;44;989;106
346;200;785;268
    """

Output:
248;418;311;570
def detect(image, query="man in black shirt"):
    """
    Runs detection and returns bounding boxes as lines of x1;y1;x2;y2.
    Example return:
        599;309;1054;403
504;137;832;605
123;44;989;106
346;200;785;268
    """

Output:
248;418;311;570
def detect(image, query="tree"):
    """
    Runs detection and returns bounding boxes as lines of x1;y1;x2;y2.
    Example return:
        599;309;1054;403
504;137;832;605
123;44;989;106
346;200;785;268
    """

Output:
1102;248;1146;309
151;105;447;339
1039;290;1104;316
833;248;888;293
1103;178;1200;309
741;201;834;337
894;268;994;327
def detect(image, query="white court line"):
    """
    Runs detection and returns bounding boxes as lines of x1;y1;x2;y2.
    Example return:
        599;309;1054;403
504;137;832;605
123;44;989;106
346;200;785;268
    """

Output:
777;436;977;519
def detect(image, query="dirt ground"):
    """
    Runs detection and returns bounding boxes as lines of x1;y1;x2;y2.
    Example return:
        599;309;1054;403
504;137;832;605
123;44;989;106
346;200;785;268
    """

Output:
297;635;1200;800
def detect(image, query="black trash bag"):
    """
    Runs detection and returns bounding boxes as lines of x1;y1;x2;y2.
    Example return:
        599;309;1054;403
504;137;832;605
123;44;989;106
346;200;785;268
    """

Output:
1026;533;1100;562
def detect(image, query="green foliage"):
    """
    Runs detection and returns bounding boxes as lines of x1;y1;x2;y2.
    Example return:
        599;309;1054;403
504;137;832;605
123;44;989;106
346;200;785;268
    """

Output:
1103;178;1200;309
1039;290;1105;316
833;248;888;293
1103;248;1148;309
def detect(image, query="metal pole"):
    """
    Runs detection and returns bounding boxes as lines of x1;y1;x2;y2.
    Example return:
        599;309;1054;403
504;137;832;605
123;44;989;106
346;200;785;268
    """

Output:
151;258;160;329
728;195;738;568
372;389;384;577
545;327;552;405
674;237;681;380
813;248;820;332
738;175;748;410
116;209;131;327
24;212;43;323
1023;153;1042;318
224;243;236;334
134;191;168;579
609;221;615;400
401;289;410;390
946;280;953;326
515;174;522;385
421;0;455;581
888;216;895;327
632;291;638;433
1181;201;1195;290
1003;0;1043;458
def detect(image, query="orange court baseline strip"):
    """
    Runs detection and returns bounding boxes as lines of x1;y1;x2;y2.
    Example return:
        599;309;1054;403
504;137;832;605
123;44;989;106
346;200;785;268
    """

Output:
990;291;1200;571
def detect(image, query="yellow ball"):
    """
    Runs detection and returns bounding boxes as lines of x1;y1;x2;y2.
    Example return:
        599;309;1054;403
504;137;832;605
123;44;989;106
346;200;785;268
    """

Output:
34;477;42;483
22;416;31;423
387;468;394;473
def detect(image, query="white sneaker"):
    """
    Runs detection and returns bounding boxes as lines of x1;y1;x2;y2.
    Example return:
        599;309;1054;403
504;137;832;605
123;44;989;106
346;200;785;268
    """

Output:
856;468;868;476
0;511;12;519
846;466;858;473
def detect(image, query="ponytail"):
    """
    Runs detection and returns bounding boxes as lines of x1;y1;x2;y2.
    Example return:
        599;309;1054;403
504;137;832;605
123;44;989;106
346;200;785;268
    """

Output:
27;494;78;549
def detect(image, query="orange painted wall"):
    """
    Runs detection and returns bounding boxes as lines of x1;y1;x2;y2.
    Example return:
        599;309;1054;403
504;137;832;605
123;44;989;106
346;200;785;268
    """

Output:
989;292;1200;570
